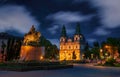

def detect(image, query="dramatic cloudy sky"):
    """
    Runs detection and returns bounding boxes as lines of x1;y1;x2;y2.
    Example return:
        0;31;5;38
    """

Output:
0;0;120;47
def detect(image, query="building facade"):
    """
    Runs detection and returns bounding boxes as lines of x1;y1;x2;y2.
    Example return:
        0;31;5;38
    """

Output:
59;24;86;61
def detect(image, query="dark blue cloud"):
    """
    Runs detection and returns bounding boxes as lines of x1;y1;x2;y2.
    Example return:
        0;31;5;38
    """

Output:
0;0;120;47
0;5;40;34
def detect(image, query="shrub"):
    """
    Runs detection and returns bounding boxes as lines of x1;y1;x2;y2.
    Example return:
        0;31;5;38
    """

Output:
105;58;116;66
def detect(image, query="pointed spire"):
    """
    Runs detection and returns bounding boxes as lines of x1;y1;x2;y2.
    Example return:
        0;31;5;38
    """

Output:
61;25;67;37
75;23;81;35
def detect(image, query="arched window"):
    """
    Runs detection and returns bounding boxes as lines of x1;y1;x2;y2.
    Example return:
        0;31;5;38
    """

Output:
76;46;77;49
69;46;71;49
76;37;78;40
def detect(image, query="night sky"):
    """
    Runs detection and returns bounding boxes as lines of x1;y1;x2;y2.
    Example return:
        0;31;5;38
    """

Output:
0;0;120;47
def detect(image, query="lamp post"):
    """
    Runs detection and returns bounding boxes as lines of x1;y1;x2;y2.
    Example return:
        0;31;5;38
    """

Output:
82;54;85;60
105;53;108;59
91;54;93;59
100;49;103;59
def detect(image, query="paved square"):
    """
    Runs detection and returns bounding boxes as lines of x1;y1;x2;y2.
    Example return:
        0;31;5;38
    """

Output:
0;64;120;77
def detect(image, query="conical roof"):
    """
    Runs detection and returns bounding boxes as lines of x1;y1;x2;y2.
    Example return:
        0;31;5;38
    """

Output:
61;25;67;37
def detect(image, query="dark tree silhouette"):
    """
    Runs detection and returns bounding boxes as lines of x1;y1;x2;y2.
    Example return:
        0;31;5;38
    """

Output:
84;43;91;59
39;36;59;59
1;41;6;62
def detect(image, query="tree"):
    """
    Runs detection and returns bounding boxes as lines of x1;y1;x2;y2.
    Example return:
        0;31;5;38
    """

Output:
91;47;100;59
39;36;59;59
84;43;91;59
1;41;6;62
101;41;106;48
1;41;6;54
6;38;11;61
118;40;120;54
106;37;119;57
93;41;99;47
7;38;15;61
51;45;59;59
14;39;22;59
90;41;100;59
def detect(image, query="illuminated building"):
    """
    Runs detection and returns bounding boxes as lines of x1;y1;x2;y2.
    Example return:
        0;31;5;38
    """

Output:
59;24;86;61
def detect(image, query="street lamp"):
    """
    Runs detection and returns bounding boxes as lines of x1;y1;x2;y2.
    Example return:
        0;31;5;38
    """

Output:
105;53;108;59
40;56;43;60
100;49;103;59
100;49;103;53
82;54;85;60
91;54;93;59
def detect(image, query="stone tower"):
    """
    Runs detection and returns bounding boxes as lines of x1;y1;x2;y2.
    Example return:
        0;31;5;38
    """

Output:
60;25;67;43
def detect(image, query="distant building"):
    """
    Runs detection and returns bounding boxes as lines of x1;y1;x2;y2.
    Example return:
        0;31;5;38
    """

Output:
59;24;86;61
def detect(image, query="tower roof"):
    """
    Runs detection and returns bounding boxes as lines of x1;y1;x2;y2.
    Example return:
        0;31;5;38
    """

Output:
61;25;67;37
75;23;81;35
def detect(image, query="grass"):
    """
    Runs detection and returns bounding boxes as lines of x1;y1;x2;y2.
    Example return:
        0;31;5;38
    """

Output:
0;61;73;71
114;63;120;67
96;62;120;67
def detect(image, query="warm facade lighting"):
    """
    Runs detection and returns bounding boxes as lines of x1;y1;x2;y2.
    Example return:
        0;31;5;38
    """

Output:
20;25;45;61
100;49;103;52
59;25;86;61
40;56;43;60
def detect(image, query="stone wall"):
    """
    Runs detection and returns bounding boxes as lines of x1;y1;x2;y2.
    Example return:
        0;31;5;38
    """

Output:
20;46;44;61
